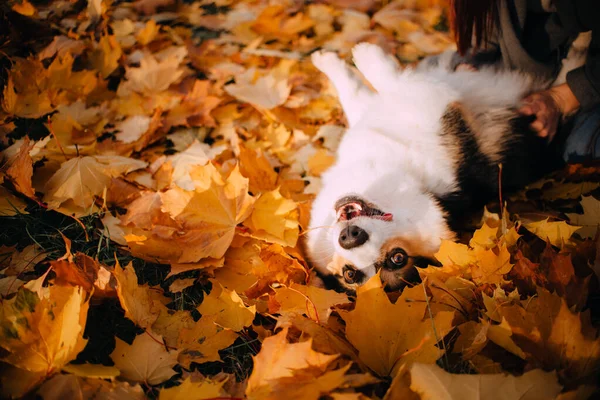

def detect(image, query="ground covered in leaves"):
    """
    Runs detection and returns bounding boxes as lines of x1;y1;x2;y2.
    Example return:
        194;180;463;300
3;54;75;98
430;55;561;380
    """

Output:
1;0;600;399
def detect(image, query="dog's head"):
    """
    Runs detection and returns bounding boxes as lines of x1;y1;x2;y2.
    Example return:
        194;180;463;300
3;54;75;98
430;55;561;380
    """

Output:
305;191;450;294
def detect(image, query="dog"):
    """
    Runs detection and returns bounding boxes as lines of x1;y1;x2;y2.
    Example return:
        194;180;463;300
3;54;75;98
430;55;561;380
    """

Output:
305;43;561;294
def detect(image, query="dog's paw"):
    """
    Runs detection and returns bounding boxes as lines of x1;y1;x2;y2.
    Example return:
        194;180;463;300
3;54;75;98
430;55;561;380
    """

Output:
311;50;344;74
352;42;389;66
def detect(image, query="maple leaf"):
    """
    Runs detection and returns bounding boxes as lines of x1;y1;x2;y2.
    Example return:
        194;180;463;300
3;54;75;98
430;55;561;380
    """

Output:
158;377;226;400
238;144;279;194
3;137;36;198
111;332;179;385
37;374;145;400
409;363;562;400
177;315;239;368
197;280;256;331
243;188;300;248
89;35;122;78
164;80;221;130
113;261;168;329
0;184;29;216
497;288;600;383
119;48;187;95
341;275;455;377
567;195;600;239
270;282;349;322
471;244;513;286
62;363;120;379
160;163;255;262
523;218;581;247
224;62;294;109
43;156;146;212
246;327;341;399
0;285;89;374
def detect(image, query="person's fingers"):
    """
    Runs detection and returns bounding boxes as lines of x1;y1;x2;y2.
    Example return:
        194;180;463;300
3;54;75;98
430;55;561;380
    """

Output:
530;119;545;132
538;128;549;138
519;104;534;115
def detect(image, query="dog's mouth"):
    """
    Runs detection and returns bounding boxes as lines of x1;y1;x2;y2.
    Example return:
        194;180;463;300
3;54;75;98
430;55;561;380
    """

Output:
335;196;393;222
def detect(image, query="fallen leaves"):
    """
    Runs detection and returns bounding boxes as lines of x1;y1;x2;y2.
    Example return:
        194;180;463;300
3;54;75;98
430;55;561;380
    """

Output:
1;0;599;398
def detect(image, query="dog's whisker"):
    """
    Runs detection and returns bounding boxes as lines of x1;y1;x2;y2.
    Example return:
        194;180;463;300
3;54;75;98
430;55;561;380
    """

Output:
299;225;335;236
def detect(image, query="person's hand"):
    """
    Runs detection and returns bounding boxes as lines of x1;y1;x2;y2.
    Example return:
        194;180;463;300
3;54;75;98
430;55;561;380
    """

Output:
455;63;477;72
519;83;580;142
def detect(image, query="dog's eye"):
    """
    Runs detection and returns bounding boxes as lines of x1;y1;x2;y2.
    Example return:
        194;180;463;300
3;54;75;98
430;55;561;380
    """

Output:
343;268;357;284
388;249;408;267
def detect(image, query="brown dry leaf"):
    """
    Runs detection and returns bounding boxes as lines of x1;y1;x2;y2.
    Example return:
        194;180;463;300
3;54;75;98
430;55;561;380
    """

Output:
164;80;221;130
243;188;300;248
111;332;180;385
4;137;36;198
567;195;600;239
151;308;195;348
0;276;25;297
245;243;308;299
120;48;187;94
0;184;29;216
498;288;600;382
409;363;562;400
137;19;160;45
523;218;581;247
167;257;224;279
270;282;349;322
62;363;120;379
197;280;256;331
158;377;227;400
246;327;341;399
1;244;46;275
37;374;145;400
43;156;146;212
0;285;89;374
177;315;239;368
113;261;168;329
341;275;455;377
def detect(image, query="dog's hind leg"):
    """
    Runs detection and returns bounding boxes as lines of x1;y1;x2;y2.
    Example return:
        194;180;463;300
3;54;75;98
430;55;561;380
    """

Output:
352;43;402;93
311;51;374;127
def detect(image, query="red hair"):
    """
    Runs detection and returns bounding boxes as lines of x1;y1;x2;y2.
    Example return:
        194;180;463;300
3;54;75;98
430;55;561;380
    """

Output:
450;0;499;55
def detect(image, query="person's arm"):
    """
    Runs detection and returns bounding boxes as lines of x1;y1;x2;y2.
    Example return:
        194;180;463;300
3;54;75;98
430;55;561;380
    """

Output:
556;0;600;110
520;0;599;140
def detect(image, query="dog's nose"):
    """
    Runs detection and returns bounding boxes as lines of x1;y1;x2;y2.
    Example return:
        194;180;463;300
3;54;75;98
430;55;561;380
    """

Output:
339;225;369;249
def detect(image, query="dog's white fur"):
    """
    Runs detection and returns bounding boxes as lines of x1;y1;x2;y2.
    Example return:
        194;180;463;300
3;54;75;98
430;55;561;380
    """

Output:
306;43;540;283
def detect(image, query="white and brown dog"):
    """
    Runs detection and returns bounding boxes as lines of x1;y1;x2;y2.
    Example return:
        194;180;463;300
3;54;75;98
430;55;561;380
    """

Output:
305;43;561;293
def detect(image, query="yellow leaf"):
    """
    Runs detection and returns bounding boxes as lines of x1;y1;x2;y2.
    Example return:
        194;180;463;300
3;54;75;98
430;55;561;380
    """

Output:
177;316;238;368
469;222;498;250
137;19;160;45
243;188;299;247
409;363;562;400
472;244;513;285
341;275;455;376
246;327;340;399
523;218;581;247
307;148;336;176
12;0;36;16
158;377;226;400
111;333;179;385
113;261;168;329
271;283;349;322
162;163;255;261
238;144;279;194
225;64;292;110
0;285;89;374
89;35;122;78
62;363;120;379
197;280;256;331
434;240;476;267
0;183;29;216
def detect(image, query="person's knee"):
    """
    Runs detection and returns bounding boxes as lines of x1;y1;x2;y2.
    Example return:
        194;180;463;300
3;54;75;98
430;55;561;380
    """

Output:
562;105;600;163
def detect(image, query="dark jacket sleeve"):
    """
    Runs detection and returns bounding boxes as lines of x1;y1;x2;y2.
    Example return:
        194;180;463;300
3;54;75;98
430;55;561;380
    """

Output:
556;0;600;109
